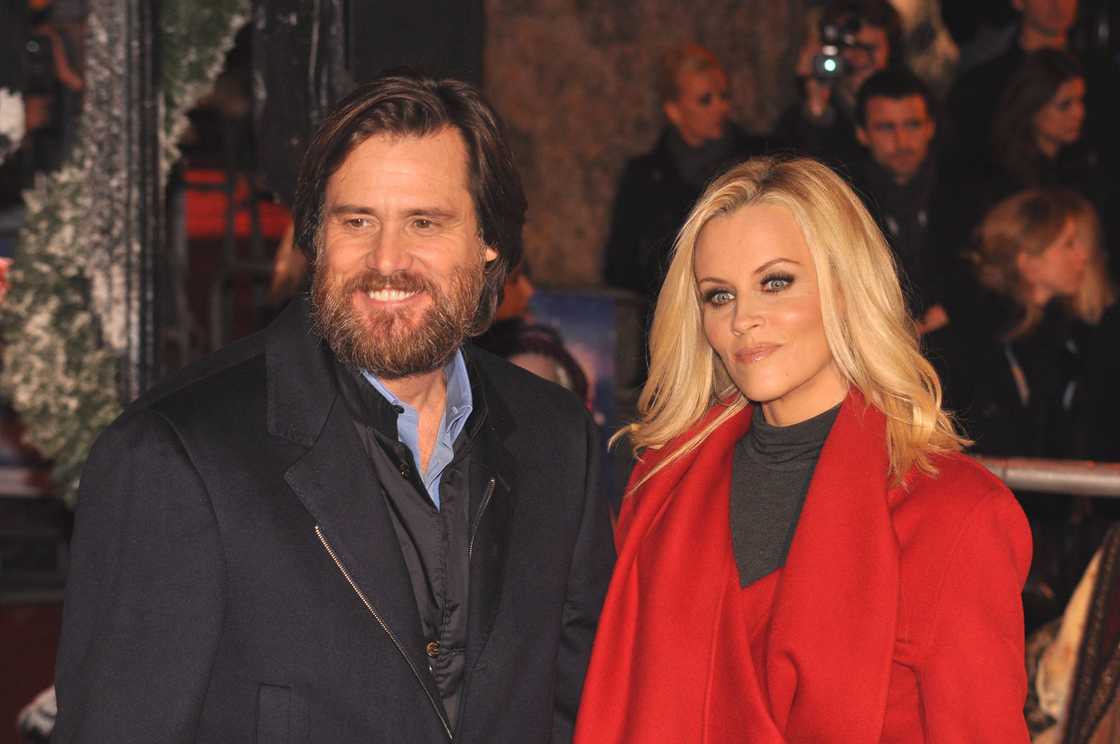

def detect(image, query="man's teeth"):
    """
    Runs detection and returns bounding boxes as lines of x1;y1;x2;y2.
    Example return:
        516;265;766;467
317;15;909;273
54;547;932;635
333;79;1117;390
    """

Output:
367;289;418;301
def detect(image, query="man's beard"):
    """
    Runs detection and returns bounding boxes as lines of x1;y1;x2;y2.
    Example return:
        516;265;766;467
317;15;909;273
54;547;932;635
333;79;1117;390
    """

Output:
310;259;484;379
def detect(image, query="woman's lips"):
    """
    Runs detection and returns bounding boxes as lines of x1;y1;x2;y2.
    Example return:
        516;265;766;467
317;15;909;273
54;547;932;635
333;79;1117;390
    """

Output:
735;344;779;365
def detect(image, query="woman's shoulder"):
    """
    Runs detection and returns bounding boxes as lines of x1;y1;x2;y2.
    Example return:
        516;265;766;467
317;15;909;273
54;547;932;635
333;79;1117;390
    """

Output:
894;451;1029;549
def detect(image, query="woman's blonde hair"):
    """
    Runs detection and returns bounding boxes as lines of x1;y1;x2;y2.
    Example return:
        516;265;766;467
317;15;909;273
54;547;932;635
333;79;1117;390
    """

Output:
617;156;966;491
973;188;1114;338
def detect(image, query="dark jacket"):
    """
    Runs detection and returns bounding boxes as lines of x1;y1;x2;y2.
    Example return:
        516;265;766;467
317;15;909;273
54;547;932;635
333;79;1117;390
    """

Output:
851;154;942;317
932;297;1089;463
603;125;763;303
52;298;615;743
771;97;862;175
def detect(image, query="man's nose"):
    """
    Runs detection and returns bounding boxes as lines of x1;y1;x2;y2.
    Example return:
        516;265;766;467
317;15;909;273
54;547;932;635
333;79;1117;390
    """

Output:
364;230;412;275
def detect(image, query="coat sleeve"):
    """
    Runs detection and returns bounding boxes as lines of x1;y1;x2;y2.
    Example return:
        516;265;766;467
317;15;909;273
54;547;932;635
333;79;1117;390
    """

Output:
918;487;1033;742
52;410;224;744
552;412;617;744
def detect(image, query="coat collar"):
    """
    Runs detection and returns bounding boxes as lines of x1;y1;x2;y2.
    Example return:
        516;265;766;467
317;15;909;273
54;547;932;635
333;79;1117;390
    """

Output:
266;298;514;712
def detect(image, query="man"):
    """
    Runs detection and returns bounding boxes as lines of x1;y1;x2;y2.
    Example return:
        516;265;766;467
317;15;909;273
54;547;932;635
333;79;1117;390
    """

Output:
947;0;1078;165
604;43;763;306
774;0;903;170
53;74;614;743
851;67;947;334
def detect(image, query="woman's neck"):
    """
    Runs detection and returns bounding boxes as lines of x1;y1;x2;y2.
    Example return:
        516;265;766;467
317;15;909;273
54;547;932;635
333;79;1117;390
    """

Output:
1034;132;1061;160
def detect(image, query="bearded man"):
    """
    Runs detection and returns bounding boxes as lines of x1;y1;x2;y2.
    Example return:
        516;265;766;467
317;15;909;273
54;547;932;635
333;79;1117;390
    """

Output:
52;74;614;744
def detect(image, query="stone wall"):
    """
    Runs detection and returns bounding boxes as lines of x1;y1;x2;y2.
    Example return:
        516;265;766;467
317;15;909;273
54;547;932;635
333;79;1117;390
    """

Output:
484;0;807;285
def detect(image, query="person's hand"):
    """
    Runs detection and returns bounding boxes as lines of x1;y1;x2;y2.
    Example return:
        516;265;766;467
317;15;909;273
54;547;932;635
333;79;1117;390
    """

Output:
802;78;832;121
24;97;50;132
917;304;949;335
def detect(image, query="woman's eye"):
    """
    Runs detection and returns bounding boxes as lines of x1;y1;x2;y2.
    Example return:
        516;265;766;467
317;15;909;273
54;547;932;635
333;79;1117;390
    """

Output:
704;289;734;305
761;274;793;292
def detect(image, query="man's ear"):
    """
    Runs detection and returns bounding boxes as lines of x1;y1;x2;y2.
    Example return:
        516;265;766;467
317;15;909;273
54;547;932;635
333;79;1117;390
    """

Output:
855;126;869;147
483;245;499;263
1016;251;1036;282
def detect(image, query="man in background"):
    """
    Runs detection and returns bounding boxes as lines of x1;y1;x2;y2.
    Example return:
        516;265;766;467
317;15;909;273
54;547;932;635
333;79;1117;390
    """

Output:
851;67;947;334
774;0;904;170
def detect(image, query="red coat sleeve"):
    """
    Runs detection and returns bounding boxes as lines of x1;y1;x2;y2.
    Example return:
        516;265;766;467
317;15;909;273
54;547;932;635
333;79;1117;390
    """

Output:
917;488;1033;742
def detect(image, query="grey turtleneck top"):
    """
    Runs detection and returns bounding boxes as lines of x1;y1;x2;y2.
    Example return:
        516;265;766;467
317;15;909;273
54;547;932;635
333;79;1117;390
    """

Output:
730;402;841;587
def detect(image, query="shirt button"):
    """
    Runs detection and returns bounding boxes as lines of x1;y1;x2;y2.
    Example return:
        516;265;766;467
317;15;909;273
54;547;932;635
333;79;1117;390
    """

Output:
425;640;440;658
399;461;410;478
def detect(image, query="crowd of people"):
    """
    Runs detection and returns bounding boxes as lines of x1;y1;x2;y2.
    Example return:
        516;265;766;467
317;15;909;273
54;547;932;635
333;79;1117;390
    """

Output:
603;0;1118;634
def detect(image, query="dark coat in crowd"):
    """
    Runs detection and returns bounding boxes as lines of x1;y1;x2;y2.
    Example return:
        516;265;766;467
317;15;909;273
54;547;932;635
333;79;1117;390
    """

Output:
945;42;1026;165
933;297;1088;461
771;94;862;176
52;298;615;743
1085;302;1120;463
603;124;764;304
850;154;943;318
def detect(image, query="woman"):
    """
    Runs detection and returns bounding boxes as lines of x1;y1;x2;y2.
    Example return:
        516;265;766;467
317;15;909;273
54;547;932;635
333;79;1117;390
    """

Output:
991;50;1095;199
574;157;1032;742
950;189;1115;628
933;49;1101;322
959;188;1110;460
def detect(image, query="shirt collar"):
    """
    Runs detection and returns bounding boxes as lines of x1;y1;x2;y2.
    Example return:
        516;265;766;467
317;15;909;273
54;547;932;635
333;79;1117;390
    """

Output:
359;350;474;441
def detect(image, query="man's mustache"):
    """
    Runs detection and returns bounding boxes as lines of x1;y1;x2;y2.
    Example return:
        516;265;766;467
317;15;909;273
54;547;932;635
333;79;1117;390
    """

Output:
341;269;434;295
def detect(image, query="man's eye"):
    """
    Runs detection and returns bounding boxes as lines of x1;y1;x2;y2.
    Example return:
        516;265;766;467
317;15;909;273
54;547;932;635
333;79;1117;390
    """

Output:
414;218;435;230
345;217;371;229
698;93;712;106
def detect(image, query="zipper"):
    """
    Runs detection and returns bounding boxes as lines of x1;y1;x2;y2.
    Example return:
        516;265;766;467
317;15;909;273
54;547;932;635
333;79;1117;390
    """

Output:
468;477;497;561
315;525;453;741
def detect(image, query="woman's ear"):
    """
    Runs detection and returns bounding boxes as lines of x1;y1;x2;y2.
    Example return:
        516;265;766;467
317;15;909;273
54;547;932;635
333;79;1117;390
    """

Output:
1016;251;1037;284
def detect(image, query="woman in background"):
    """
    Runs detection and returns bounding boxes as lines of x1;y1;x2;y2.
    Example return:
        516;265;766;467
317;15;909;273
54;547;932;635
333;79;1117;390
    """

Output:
574;157;1031;742
947;189;1115;628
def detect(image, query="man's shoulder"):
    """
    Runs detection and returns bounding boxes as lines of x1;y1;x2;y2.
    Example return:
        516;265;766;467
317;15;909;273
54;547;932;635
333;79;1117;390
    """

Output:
130;329;268;418
950;46;1022;103
466;343;589;423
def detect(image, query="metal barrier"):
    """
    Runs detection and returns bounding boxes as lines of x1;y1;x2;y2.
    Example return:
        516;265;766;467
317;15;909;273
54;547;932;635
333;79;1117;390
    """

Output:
975;457;1120;498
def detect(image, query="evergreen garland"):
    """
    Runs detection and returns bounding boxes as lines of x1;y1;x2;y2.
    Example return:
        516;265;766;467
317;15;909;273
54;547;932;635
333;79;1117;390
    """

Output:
0;0;248;504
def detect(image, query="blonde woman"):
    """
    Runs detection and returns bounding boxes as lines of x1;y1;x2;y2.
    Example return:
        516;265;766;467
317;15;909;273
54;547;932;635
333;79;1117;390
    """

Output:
574;157;1031;742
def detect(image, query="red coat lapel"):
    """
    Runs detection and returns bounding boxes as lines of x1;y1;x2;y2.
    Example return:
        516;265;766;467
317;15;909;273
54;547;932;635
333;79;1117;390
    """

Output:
766;392;900;741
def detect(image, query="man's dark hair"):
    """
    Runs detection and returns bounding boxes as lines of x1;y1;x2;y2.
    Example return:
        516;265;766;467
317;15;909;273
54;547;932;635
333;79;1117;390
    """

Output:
291;72;527;333
856;66;936;126
823;0;905;67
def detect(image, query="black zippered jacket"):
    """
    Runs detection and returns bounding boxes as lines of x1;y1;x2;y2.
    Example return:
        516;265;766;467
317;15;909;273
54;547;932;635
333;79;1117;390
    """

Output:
53;297;615;743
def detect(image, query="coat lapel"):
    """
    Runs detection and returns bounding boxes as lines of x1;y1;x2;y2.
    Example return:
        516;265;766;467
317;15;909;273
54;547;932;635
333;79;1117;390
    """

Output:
266;299;444;719
766;391;901;742
462;362;515;671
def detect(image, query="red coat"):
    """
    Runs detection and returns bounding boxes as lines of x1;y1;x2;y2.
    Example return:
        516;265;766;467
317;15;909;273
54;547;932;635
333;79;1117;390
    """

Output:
574;392;1032;743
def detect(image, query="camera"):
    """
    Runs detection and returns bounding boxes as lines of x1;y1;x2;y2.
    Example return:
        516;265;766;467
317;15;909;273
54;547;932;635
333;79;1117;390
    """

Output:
811;15;864;81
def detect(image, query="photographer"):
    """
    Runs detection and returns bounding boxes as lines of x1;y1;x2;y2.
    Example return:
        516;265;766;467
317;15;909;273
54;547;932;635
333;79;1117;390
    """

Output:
773;0;903;171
